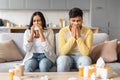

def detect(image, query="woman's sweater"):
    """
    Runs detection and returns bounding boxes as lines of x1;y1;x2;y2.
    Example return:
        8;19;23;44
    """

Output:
23;28;57;64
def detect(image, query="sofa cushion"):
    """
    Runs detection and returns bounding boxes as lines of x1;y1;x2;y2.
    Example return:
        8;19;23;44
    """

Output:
90;39;118;63
107;62;120;75
0;61;22;72
101;39;118;62
0;39;23;62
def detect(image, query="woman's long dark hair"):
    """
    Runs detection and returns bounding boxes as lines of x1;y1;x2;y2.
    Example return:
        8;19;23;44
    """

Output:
28;11;46;29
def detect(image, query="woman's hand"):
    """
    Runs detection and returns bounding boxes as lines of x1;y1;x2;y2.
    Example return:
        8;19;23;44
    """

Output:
33;24;42;38
35;24;45;42
27;25;35;42
37;24;43;34
31;25;35;35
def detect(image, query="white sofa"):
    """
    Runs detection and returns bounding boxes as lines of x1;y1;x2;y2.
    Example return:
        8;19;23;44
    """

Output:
0;32;120;74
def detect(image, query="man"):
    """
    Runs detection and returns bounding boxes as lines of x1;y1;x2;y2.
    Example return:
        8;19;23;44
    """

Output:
57;7;93;72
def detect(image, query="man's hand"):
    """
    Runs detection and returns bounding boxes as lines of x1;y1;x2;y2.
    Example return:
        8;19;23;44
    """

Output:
71;23;81;39
76;25;81;39
71;25;76;38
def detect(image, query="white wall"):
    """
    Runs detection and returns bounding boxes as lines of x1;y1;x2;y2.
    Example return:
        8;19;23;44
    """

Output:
0;10;90;27
90;0;108;33
107;0;120;40
90;0;120;40
0;10;68;26
118;0;120;28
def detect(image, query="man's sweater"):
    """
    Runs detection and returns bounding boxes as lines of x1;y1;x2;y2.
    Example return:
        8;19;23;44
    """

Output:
58;25;93;56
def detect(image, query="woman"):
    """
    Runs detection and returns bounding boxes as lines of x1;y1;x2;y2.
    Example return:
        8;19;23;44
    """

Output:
23;11;57;72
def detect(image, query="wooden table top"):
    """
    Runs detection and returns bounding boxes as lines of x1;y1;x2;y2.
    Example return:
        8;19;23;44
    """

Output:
0;72;120;80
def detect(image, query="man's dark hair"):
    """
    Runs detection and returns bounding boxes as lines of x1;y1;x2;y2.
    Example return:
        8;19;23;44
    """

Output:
69;7;83;18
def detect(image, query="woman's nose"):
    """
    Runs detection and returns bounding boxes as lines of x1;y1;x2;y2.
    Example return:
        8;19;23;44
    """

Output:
34;21;39;24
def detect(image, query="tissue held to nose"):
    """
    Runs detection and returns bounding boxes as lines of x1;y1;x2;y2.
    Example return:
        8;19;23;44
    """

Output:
34;26;39;30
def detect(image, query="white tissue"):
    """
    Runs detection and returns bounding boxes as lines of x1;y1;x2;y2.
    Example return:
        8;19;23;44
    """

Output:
13;76;21;80
40;75;49;80
84;66;88;78
96;57;105;68
68;77;78;80
99;68;113;79
91;73;96;80
96;57;113;79
96;57;105;78
34;26;39;30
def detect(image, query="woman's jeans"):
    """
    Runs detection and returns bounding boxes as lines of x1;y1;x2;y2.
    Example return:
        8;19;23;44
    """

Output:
57;54;92;72
24;53;53;72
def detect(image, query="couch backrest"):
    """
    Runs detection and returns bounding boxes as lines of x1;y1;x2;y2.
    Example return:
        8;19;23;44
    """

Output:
92;33;109;46
0;32;109;57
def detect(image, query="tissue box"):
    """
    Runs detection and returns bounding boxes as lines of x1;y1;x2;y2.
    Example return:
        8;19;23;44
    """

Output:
96;67;113;79
91;64;112;69
91;64;112;79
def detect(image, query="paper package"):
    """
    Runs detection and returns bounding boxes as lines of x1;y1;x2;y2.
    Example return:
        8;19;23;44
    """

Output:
96;57;112;79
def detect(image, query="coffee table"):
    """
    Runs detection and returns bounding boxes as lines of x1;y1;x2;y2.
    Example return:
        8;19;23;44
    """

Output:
0;72;120;80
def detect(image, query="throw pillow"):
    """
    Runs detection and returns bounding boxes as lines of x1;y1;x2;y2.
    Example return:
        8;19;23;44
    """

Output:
90;39;118;63
89;42;104;64
101;39;118;62
0;39;23;63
